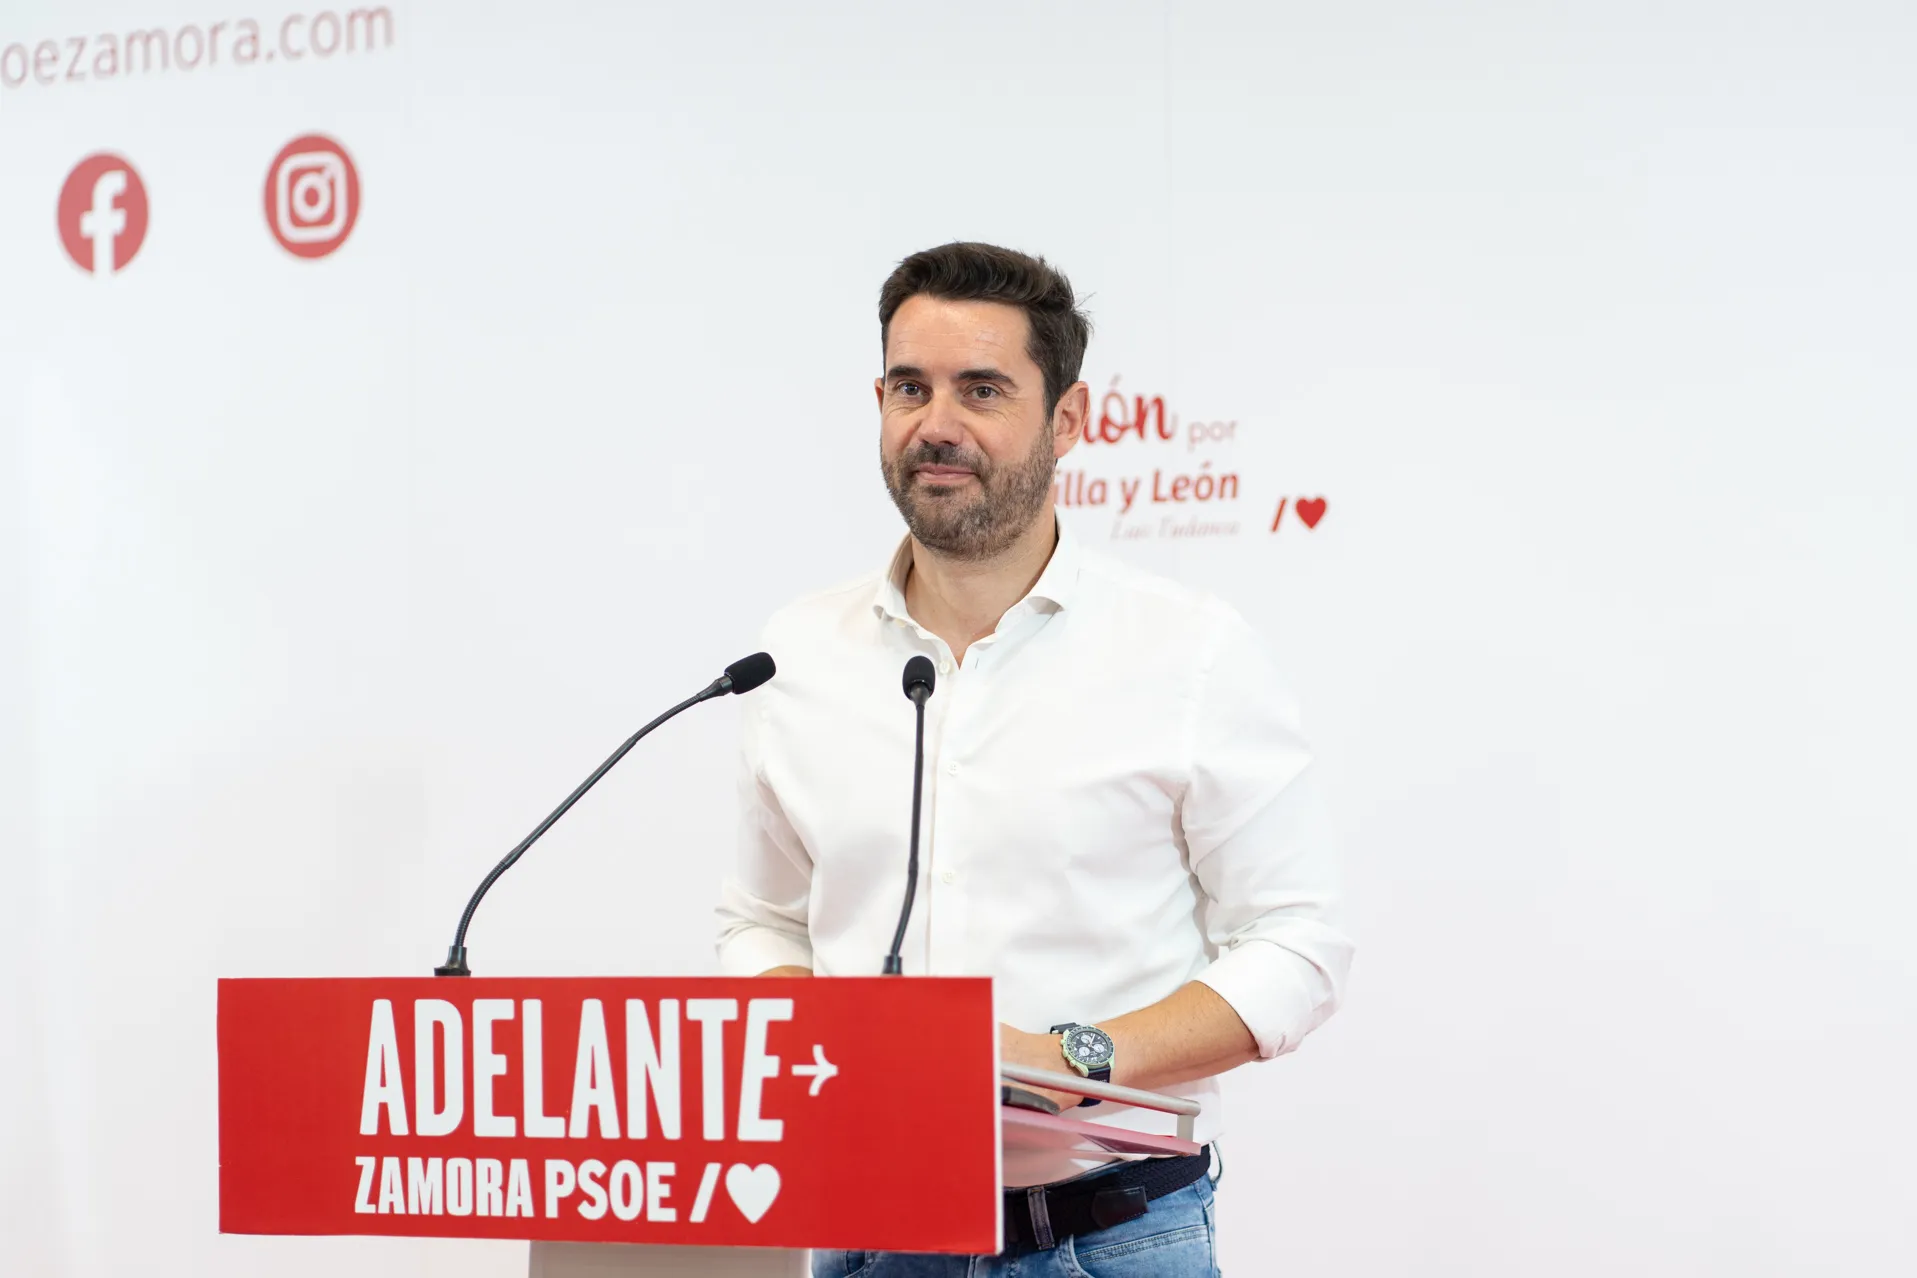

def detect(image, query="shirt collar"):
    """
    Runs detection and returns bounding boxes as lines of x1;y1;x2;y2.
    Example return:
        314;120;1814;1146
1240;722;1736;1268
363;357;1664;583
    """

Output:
872;515;1082;626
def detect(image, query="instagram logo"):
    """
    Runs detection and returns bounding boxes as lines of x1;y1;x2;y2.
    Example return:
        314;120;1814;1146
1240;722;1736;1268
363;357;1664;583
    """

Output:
58;154;150;275
264;134;360;258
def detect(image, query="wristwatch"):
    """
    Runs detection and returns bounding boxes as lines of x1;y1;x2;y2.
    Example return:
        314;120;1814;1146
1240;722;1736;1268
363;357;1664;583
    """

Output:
1050;1022;1115;1107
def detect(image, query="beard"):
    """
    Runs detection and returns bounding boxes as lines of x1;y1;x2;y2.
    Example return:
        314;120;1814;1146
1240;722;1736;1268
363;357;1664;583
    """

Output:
881;426;1057;562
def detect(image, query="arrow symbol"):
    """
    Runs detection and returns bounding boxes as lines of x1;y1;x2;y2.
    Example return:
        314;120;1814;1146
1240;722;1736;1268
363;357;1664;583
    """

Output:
791;1044;838;1097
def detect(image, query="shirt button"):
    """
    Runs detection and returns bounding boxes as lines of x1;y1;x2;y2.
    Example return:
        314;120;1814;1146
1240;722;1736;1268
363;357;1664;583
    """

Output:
946;762;960;776
939;660;952;675
940;869;957;885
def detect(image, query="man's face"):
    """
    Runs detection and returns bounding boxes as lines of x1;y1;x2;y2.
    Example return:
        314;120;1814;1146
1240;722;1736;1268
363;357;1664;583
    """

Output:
877;295;1079;561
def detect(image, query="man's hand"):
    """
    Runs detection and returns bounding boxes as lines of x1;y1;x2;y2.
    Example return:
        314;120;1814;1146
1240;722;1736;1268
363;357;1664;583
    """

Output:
1001;985;1260;1114
999;1024;1082;1112
756;966;813;977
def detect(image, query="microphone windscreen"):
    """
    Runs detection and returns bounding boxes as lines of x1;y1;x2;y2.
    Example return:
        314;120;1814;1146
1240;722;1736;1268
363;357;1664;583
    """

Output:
724;652;777;695
902;654;937;700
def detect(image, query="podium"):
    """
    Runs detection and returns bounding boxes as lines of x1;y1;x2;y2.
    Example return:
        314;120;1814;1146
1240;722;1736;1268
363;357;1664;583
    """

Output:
218;976;1202;1274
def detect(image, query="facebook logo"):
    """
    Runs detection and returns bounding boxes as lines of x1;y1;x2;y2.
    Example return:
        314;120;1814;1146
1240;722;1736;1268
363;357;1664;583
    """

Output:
58;154;149;275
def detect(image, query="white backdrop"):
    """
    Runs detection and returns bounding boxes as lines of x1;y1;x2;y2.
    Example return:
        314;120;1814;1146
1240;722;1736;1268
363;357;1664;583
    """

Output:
4;2;1915;1275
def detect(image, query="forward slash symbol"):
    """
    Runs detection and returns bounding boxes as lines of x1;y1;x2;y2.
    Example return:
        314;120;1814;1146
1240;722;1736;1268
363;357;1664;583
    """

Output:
791;1044;838;1097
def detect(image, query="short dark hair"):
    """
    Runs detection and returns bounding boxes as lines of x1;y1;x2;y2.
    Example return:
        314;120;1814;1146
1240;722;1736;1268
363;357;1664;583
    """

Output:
878;242;1092;417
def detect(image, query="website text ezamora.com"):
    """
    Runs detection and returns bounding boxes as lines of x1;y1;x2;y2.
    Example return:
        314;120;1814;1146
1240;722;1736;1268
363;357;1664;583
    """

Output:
1;9;394;92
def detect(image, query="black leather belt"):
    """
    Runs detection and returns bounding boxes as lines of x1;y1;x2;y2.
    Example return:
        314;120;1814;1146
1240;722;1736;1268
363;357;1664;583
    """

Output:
1003;1152;1211;1252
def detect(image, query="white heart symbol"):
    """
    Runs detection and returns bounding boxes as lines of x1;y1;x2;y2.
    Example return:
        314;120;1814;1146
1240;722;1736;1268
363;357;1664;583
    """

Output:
725;1163;781;1224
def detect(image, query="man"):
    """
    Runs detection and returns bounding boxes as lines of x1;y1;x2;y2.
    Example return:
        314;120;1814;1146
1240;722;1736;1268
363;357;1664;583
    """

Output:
717;242;1352;1277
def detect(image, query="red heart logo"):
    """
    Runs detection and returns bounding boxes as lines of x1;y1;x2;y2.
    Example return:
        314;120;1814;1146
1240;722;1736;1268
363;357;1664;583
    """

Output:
1296;497;1327;529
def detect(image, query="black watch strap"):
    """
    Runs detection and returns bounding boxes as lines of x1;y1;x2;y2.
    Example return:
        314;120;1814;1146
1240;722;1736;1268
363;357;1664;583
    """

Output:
1050;1022;1111;1107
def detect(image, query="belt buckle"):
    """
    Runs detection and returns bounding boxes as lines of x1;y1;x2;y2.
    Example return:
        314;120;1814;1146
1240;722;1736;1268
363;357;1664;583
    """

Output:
1089;1185;1149;1231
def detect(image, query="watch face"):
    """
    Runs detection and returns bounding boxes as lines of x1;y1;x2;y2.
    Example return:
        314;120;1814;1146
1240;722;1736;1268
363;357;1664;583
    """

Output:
1064;1026;1114;1069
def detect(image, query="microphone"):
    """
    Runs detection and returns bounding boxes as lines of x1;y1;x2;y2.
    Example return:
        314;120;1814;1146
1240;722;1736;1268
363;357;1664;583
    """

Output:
433;651;776;976
883;655;937;974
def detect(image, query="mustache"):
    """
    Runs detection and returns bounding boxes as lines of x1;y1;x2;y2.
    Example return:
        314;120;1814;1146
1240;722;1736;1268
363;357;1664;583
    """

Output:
901;442;989;474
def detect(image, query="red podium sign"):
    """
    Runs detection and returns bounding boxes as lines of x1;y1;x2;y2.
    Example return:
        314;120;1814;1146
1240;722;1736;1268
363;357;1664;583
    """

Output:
218;976;999;1254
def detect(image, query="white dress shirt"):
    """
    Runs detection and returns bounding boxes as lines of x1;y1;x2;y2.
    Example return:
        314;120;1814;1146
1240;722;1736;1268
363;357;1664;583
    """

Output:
716;518;1353;1186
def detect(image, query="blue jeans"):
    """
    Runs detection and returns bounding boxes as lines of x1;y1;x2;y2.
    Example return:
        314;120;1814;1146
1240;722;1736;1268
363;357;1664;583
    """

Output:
811;1173;1218;1277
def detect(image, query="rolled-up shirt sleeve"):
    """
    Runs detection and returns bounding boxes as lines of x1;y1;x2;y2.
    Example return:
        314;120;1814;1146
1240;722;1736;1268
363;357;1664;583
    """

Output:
715;693;815;975
1183;606;1354;1059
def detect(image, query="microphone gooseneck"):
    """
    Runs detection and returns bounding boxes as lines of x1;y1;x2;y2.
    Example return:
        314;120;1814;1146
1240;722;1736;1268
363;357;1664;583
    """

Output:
884;655;938;975
434;651;776;976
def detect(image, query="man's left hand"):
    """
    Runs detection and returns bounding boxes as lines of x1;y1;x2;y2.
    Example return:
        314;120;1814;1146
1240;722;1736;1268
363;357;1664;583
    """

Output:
999;1024;1083;1113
